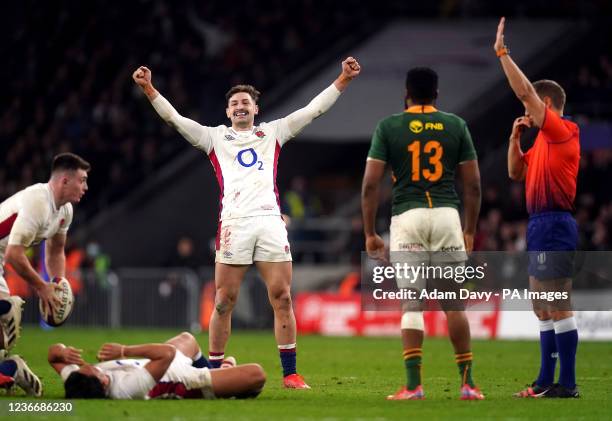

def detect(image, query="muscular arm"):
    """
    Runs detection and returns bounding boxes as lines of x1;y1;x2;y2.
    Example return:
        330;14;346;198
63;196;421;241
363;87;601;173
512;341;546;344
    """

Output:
98;343;176;382
5;244;47;292
508;137;526;181
45;233;67;278
507;116;530;181
457;160;482;236
361;159;386;237
495;18;546;127
48;343;84;375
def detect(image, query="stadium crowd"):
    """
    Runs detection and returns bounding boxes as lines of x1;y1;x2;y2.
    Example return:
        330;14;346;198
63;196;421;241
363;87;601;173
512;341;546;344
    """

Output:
1;2;610;259
0;1;373;217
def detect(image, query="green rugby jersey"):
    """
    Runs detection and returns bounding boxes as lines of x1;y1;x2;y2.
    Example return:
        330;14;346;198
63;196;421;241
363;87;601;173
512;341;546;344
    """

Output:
368;105;477;215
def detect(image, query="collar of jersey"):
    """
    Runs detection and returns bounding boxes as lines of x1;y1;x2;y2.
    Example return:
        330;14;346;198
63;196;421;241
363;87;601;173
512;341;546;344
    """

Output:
229;127;258;136
45;183;59;213
404;105;438;114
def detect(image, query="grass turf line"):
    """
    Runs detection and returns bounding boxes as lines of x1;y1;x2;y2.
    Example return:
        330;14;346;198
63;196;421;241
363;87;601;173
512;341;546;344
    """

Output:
0;327;610;420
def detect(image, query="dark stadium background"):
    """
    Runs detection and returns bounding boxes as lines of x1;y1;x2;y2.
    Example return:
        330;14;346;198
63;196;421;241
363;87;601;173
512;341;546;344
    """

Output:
1;1;610;330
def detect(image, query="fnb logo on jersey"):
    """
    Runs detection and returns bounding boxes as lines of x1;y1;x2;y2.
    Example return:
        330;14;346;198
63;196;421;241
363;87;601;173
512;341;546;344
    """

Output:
409;120;423;133
425;122;444;130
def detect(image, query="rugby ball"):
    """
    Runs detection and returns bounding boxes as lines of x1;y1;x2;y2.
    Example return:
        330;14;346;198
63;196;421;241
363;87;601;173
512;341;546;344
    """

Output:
39;277;74;326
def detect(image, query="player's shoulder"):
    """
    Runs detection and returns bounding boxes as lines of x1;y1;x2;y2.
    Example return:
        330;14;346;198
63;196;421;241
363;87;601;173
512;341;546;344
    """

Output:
376;112;406;129
435;110;468;126
60;202;74;217
20;184;50;207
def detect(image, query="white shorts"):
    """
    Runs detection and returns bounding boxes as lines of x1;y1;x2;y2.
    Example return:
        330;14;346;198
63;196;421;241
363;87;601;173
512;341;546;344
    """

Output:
216;215;292;265
161;351;214;399
390;207;466;290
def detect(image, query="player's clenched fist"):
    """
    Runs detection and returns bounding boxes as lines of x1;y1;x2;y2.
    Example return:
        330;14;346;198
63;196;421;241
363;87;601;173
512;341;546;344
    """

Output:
365;234;386;261
342;57;361;79
132;66;152;87
97;342;124;361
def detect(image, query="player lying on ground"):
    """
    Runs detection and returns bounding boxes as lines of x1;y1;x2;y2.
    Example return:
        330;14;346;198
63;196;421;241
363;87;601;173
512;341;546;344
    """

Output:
496;17;581;399
47;331;266;399
362;67;483;400
0;153;90;354
133;57;360;389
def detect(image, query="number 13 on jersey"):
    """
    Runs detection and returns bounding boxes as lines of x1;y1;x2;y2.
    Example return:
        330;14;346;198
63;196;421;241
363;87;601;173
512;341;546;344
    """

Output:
407;140;443;181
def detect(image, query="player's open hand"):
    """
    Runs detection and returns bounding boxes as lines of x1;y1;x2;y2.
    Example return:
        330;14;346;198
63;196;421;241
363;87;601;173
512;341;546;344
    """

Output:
36;282;62;319
365;234;386;261
62;346;85;365
510;116;531;140
341;57;361;79
494;17;506;52
132;66;152;88
97;342;124;361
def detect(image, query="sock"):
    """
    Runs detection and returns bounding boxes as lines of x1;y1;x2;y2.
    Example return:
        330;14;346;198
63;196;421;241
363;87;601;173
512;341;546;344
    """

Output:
278;343;297;377
403;348;422;390
536;319;557;387
554;317;578;389
192;351;211;369
208;351;224;369
455;352;475;388
0;300;11;316
0;359;17;377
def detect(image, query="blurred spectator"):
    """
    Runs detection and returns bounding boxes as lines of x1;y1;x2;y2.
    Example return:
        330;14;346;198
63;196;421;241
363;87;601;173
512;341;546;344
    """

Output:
165;236;200;270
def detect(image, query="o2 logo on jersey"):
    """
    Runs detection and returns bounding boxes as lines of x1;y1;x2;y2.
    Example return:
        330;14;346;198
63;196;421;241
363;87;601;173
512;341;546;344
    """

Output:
237;148;264;170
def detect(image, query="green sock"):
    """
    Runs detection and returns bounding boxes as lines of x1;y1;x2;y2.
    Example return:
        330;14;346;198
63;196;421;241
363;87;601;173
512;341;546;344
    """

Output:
403;348;422;390
456;352;475;387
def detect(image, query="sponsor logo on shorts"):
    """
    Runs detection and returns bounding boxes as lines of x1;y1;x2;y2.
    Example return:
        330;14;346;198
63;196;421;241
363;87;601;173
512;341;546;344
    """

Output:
440;245;463;252
223;251;233;258
398;242;425;251
285;245;290;254
537;252;547;271
261;204;275;210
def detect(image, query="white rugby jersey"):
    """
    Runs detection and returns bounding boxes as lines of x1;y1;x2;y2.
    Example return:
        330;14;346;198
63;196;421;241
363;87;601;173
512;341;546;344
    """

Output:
60;351;209;400
193;119;293;221
61;359;155;400
151;84;341;222
0;183;73;270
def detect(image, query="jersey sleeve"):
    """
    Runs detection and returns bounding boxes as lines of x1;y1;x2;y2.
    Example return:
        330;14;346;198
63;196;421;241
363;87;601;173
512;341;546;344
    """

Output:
7;194;47;247
267;118;293;146
60;365;80;382
367;120;389;162
57;203;73;235
458;120;477;162
109;368;156;400
151;95;215;154
540;108;572;143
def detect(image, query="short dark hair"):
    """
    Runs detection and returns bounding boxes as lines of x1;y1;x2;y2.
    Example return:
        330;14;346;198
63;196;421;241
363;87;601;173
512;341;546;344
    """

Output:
64;372;106;399
52;153;91;174
533;79;566;110
405;67;438;105
225;84;260;104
